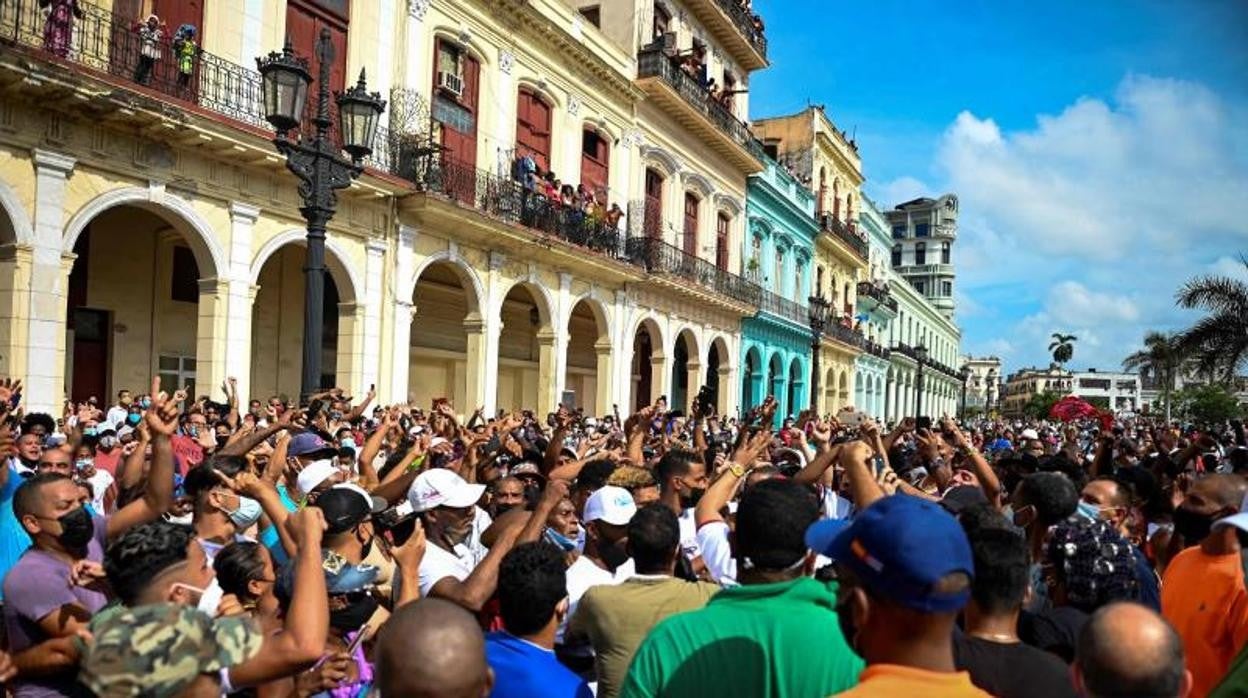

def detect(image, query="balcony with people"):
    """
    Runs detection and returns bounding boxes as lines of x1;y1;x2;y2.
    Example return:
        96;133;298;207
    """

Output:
818;211;869;261
634;37;766;173
677;0;769;70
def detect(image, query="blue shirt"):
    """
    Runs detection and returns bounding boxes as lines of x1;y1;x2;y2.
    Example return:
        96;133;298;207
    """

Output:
0;462;29;602
485;631;592;698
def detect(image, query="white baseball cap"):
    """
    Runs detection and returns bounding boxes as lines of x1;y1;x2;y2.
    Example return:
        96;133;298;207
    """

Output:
1020;428;1039;441
408;468;486;513
583;486;637;526
297;459;338;495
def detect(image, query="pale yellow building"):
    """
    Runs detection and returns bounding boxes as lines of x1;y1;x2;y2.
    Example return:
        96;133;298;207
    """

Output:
0;0;772;418
753;107;869;414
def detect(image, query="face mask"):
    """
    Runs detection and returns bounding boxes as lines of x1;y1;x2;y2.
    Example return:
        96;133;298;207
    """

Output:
175;579;225;615
53;506;94;548
1075;500;1101;522
224;494;263;530
681;486;706;509
119;397;132;407
83;427;97;437
75;458;93;471
341;438;357;450
216;435;229;449
98;436;117;450
164;511;194;526
127;413;141;425
139;397;151;409
544;527;577;552
1172;506;1216;544
83;503;98;518
186;425;199;438
330;595;380;633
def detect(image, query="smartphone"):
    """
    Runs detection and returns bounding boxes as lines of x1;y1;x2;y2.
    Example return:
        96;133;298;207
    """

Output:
345;622;371;655
917;416;933;432
836;409;867;427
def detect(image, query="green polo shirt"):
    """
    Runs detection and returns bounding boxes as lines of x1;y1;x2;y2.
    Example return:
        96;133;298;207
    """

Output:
619;576;863;698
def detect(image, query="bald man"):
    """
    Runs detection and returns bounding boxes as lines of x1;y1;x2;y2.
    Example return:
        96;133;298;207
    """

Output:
1074;602;1190;698
374;599;494;698
1162;475;1248;697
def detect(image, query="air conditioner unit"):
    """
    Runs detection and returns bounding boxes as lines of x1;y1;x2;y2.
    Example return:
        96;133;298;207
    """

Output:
437;71;464;97
662;31;678;52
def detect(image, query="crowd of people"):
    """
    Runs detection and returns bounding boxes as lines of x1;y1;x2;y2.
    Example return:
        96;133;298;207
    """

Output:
0;372;1244;697
510;154;624;250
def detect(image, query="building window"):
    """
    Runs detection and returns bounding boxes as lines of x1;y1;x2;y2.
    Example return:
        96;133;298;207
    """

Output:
158;355;196;401
795;261;805;301
891;225;906;239
816;265;824;295
653;3;671;41
170;246;199;303
287;0;349;101
891;244;901;266
915;242;926;265
682;192;699;257
515;89;552;172
941;241;950;264
941;280;952;297
915;223;930;237
578;5;600;27
774;246;785;291
716;213;730;271
915;281;926;295
580;128;610;198
644;168;663;238
433;38;480;169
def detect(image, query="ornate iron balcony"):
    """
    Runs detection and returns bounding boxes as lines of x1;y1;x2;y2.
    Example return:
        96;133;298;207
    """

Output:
857;281;898;312
819;213;869;260
757;288;808;326
710;0;768;60
624;236;762;307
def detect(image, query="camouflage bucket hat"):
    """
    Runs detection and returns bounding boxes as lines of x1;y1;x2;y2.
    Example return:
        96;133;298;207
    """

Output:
79;602;264;698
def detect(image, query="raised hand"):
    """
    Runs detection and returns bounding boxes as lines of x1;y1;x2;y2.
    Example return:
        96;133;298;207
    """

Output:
0;378;21;411
144;376;181;437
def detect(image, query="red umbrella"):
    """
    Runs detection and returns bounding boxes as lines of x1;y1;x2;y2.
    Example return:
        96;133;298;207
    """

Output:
1049;395;1098;422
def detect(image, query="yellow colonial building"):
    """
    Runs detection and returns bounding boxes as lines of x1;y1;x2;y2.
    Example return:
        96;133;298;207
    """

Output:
0;0;773;418
753;106;870;414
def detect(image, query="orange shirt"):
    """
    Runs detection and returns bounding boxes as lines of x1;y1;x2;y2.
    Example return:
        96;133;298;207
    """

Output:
834;664;992;697
1162;546;1248;697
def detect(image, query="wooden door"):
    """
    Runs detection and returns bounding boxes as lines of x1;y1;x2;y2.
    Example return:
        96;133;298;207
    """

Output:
152;0;204;36
515;90;551;172
644;169;663;238
286;0;349;140
580;130;610;199
434;39;479;203
71;308;110;403
682;193;698;256
715;214;729;270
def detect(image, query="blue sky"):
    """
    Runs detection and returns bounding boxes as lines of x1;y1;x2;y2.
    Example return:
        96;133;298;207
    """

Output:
749;0;1248;375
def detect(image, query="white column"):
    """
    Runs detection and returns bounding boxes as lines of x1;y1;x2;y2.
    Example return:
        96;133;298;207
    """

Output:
402;0;432;91
479;252;506;416
387;225;416;404
360;239;386;395
552;272;572;405
223;202;258;402
611;289;632;408
26;149;76;414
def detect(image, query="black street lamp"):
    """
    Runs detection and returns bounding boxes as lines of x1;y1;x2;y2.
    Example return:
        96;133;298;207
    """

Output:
807;293;830;412
959;364;972;420
257;30;385;402
913;343;928;419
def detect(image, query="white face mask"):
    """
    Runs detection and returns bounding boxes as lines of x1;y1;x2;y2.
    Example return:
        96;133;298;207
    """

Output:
163;511;193;526
173;578;224;616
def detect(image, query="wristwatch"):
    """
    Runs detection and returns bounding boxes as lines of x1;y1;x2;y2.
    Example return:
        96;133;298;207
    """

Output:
728;461;746;478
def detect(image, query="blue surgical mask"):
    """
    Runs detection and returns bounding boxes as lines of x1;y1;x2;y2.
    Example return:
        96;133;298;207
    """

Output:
83;503;98;519
340;438;357;450
1075;500;1102;522
544;527;577;552
83;427;97;437
127;413;141;425
226;495;263;530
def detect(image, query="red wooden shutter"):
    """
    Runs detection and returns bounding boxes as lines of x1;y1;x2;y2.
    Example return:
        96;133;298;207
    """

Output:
580;130;610;200
644;169;663;238
715;214;729;270
152;0;204;38
434;39;479;174
683;193;698;256
516;90;551;172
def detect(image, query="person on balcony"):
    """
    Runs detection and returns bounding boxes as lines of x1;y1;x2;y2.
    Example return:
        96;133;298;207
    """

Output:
172;24;198;91
39;0;82;59
132;14;166;86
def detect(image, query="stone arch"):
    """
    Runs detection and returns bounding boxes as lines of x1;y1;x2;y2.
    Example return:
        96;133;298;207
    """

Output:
681;171;715;199
706;334;732;415
0;177;33;245
568;293;611;342
406;250;485;314
565;294;612;414
713;193;743;218
497;279;555;331
742;342;764;413
431;28;491;67
250;229;361;304
671;326;702;413
64;186;225;279
639;145;680;178
630;315;666;410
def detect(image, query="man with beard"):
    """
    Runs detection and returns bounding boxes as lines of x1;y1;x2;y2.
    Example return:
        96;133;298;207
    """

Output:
410;468;524;611
654;449;708;571
1161;474;1248;697
558;486;635;671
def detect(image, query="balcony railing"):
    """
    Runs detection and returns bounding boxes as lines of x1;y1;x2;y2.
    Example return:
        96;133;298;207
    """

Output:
823;321;866;350
857;281;898;312
636;45;767;162
624;236;761;307
862;339;890;360
758;289;808;326
711;0;767;60
0;0;391;170
404;156;623;256
819;213;869;260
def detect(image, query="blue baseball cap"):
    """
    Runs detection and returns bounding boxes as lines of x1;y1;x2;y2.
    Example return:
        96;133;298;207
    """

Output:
805;495;974;613
288;432;335;459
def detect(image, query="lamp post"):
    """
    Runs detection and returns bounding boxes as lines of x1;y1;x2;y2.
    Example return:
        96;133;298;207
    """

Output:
959;365;971;420
913;343;928;419
807;293;830;412
985;369;996;415
257;29;385;403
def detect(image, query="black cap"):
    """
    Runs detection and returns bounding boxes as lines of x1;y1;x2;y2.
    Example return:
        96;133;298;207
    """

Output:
312;485;382;535
939;485;989;515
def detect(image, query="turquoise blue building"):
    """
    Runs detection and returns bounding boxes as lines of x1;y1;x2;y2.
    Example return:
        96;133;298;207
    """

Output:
741;159;817;420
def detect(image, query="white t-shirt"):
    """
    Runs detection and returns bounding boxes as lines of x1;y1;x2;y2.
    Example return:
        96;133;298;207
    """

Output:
104;406;128;431
559;555;635;645
418;540;485;597
84;470;114;514
821;488;854;521
469;506;493;550
678;508;702;561
695;520;737;586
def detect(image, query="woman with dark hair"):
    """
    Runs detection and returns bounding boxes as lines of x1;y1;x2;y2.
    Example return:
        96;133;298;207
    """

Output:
215;541;280;621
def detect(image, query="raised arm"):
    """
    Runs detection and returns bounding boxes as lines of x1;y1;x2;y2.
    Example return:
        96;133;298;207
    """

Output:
944;418;1001;505
429;515;524;612
107;376;177;540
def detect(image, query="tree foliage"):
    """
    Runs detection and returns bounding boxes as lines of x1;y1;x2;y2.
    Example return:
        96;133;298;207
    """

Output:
1176;257;1248;383
1049;333;1077;368
1024;390;1064;420
1172;384;1243;426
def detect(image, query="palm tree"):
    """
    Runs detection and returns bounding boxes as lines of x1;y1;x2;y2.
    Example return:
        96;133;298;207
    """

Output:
1122;331;1186;422
1176;257;1248;383
1049;333;1077;369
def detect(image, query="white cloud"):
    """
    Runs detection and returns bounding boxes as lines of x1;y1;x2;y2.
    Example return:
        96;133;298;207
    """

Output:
920;75;1248;373
876;176;930;208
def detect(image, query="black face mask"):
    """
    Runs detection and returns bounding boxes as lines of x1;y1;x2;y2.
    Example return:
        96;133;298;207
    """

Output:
493;502;520;517
600;537;630;571
54;506;95;549
330;595;379;633
681;487;706;509
1173;506;1216;544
